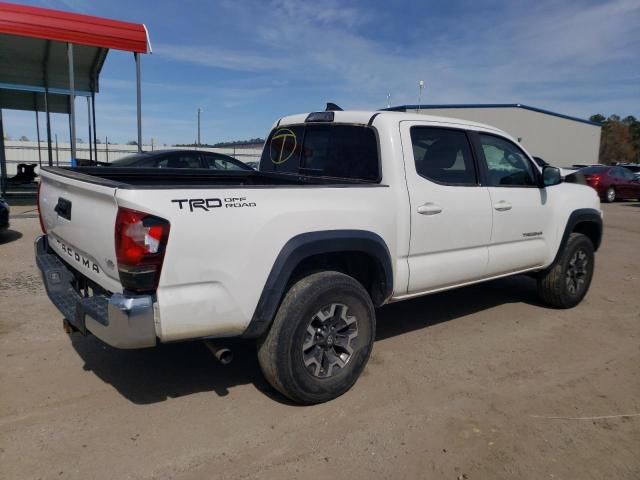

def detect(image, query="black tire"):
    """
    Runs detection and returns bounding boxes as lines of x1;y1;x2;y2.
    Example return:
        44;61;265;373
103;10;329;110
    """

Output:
537;233;595;309
257;271;375;404
604;186;616;203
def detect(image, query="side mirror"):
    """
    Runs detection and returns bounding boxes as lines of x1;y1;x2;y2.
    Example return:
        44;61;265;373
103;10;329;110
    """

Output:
541;166;562;187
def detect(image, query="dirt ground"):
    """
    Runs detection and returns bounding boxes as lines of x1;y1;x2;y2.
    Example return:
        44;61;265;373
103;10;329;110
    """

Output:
1;202;639;480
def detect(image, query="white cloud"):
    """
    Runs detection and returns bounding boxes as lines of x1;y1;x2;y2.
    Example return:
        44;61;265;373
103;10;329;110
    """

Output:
154;44;288;72
156;0;639;116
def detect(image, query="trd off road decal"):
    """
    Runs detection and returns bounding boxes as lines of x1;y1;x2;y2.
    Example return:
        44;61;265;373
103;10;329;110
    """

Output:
269;128;297;165
172;197;256;212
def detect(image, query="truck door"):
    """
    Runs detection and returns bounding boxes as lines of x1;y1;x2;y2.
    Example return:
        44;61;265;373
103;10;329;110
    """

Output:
400;122;492;294
473;132;552;275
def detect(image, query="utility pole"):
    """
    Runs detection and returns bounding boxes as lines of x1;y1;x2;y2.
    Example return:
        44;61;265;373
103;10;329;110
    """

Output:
418;80;425;113
197;107;202;148
387;93;391;109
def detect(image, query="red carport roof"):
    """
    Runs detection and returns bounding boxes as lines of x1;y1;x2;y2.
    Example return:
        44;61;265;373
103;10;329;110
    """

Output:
0;1;150;53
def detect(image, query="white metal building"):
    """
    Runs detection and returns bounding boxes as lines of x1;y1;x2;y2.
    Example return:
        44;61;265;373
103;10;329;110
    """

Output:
386;104;601;168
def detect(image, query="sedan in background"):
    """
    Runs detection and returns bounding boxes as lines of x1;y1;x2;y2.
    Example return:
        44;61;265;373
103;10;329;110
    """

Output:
576;165;640;202
110;149;254;171
0;196;9;232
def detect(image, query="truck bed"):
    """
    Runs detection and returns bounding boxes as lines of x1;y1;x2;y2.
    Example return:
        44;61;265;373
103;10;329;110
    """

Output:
43;167;374;189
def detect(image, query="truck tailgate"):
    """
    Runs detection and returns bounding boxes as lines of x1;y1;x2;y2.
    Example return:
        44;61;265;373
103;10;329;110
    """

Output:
39;169;123;293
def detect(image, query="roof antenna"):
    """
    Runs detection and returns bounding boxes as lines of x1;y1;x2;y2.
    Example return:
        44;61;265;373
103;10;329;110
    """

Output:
325;102;343;112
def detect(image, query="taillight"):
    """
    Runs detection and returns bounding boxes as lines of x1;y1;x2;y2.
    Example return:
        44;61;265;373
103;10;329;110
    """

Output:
115;207;170;293
36;180;47;234
585;175;600;187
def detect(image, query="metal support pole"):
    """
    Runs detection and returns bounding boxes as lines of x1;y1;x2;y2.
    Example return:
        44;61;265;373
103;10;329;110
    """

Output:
55;134;59;166
0;109;7;196
91;92;98;161
135;52;142;153
67;43;77;163
43;40;53;167
35;108;42;167
44;88;53;166
105;136;109;163
86;97;93;162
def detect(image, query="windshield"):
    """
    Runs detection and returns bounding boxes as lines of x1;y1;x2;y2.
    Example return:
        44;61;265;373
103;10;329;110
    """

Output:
259;124;380;182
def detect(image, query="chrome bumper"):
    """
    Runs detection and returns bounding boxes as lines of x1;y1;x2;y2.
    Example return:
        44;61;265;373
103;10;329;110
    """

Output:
35;235;157;349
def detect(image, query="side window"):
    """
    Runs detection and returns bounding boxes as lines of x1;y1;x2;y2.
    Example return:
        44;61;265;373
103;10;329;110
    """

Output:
133;156;161;167
162;153;201;168
204;154;245;170
410;127;477;185
612;168;632;180
479;134;537;187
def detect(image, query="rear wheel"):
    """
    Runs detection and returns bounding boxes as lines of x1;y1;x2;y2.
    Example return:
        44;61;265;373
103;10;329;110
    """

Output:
257;271;375;404
537;233;594;308
604;186;616;203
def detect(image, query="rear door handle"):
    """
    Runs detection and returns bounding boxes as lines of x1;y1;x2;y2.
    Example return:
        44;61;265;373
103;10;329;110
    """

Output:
417;203;443;215
493;201;512;212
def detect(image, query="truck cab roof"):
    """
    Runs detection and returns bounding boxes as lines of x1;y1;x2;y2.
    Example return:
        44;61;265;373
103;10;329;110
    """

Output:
277;110;509;138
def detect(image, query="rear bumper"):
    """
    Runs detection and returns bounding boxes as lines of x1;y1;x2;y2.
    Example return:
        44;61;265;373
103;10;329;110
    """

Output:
35;235;157;349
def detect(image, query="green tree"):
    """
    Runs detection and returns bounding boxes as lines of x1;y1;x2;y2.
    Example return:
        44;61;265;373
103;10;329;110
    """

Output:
590;114;606;124
623;116;640;162
599;119;635;164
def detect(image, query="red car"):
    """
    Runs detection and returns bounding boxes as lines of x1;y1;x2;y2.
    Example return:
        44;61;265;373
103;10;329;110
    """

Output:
577;165;640;202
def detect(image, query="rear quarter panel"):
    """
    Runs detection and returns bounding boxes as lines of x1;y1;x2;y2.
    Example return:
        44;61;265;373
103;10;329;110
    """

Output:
116;184;403;341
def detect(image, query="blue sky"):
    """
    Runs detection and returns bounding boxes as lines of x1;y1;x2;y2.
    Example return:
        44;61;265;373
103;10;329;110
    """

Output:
4;0;640;145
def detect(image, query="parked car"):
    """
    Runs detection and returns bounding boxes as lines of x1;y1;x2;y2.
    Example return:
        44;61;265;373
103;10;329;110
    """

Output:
110;149;253;171
0;196;9;231
36;109;602;404
576;165;640;202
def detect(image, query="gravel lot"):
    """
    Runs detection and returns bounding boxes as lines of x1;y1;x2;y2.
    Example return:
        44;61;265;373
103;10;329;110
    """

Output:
1;202;639;480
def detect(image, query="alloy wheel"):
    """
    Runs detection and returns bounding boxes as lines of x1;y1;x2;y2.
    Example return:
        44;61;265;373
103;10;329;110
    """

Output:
566;249;589;296
302;303;358;378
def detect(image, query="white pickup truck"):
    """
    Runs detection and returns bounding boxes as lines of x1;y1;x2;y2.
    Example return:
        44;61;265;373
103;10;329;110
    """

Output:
36;109;602;404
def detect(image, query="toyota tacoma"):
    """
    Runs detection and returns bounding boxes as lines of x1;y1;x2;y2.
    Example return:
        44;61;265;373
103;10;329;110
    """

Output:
35;109;602;404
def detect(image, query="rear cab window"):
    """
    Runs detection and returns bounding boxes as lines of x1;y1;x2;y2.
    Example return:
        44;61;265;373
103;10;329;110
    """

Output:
259;124;380;182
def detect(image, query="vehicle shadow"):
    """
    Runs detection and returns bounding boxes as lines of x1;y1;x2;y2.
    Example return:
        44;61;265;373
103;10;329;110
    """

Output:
69;274;541;405
0;229;23;245
70;335;272;404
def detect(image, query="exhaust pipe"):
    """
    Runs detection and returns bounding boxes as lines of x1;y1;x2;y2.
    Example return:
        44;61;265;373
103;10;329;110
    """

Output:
204;340;233;365
62;318;78;334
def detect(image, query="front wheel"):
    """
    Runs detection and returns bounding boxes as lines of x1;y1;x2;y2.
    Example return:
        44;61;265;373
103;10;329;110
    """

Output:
257;271;375;404
537;233;595;308
604;186;616;203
